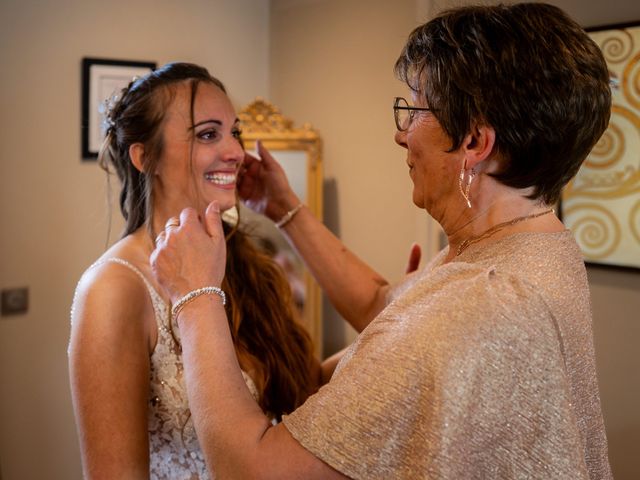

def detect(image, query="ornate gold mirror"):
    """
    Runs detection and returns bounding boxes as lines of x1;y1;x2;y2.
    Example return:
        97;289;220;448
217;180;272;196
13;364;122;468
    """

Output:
238;98;323;355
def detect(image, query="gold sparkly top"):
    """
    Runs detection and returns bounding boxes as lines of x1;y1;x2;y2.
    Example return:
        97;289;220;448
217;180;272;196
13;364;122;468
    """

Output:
283;231;612;479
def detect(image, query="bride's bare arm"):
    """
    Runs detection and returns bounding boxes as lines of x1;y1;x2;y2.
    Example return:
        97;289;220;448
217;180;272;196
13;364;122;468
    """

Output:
68;265;153;479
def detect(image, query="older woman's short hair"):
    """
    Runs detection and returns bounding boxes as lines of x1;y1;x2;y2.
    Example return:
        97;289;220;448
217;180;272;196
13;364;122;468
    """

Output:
395;2;611;204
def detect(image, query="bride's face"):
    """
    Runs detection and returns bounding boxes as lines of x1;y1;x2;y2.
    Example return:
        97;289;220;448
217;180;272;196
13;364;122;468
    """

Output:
154;81;244;214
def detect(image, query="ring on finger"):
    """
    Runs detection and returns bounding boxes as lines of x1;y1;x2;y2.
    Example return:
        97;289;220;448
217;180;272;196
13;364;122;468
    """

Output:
165;218;180;229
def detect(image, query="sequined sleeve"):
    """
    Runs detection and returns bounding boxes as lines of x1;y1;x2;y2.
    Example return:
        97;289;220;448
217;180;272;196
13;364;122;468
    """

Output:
283;261;598;479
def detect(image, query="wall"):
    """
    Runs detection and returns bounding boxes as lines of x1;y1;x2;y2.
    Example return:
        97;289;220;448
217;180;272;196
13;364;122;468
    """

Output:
270;0;640;478
0;0;269;478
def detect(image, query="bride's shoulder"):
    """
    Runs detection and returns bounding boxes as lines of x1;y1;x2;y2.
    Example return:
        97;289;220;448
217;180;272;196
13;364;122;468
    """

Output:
72;237;153;325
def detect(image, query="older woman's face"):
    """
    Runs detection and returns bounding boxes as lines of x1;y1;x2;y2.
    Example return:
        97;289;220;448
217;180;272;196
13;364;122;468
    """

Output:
154;82;244;214
394;94;463;217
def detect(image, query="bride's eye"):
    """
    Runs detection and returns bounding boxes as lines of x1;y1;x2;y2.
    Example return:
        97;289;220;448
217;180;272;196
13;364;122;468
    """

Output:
197;129;218;141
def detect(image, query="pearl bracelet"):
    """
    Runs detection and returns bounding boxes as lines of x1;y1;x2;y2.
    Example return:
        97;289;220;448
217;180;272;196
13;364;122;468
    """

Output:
171;286;226;319
275;204;303;228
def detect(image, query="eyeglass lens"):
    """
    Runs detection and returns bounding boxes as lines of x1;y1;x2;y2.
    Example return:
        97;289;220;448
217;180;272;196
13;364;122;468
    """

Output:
394;97;410;131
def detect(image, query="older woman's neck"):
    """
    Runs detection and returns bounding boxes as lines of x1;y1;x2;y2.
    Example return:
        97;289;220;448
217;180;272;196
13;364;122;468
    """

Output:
443;183;553;260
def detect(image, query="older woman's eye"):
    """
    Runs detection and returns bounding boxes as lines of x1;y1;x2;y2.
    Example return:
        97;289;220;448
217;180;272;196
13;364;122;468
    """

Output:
232;128;242;140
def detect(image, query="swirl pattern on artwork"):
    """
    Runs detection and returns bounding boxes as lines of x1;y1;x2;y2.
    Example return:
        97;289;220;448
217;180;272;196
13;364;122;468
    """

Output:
586;122;625;170
562;204;621;259
562;25;640;268
600;29;634;64
623;51;640;110
565;105;640;199
631;199;640;244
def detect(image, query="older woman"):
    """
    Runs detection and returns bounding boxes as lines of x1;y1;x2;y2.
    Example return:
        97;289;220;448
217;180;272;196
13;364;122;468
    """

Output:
151;3;612;479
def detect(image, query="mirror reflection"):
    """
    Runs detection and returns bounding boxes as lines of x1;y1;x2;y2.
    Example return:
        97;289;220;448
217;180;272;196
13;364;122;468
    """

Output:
238;98;323;355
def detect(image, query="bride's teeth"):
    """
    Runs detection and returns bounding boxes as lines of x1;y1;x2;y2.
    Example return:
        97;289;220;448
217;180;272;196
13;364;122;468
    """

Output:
204;173;236;185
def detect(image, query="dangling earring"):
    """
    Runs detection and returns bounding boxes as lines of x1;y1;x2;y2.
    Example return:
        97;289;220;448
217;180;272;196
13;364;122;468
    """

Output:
459;159;475;208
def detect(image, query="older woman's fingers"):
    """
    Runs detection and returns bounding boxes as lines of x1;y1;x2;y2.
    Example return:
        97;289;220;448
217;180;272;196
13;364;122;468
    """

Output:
405;243;422;274
178;207;200;229
204;201;223;238
256;139;279;170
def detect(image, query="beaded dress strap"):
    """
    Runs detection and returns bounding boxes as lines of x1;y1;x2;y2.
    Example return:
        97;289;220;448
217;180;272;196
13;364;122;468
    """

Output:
92;257;165;308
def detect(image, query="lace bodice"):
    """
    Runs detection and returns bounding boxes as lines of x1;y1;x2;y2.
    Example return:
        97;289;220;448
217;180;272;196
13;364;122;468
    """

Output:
85;258;259;479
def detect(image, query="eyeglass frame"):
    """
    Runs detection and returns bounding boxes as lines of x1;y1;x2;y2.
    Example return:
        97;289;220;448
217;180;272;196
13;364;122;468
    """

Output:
393;96;433;131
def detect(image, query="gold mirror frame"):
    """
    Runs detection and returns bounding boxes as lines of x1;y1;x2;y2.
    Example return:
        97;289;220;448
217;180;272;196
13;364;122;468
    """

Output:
239;98;323;356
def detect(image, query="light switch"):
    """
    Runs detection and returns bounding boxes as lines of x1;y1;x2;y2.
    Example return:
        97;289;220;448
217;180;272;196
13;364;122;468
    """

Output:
1;287;29;316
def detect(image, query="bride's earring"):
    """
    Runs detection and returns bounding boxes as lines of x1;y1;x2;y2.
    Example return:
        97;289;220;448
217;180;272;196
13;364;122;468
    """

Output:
459;159;475;208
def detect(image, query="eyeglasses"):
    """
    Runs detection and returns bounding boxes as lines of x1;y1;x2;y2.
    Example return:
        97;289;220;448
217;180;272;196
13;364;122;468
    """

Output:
393;97;432;131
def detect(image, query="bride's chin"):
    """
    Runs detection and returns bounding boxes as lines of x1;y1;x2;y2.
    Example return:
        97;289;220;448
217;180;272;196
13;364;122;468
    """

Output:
202;195;236;212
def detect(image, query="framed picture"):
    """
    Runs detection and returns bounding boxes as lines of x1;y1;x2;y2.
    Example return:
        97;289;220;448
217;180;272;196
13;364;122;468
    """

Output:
560;21;640;271
81;57;156;160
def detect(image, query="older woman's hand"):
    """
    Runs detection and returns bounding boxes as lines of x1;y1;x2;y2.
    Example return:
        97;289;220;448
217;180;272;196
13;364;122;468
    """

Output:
151;202;227;303
238;140;301;221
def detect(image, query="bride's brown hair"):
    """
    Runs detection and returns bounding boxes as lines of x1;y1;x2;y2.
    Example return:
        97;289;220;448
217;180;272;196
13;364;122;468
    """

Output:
99;62;317;418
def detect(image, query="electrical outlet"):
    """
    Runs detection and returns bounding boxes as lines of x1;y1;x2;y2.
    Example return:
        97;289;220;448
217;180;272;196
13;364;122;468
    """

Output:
1;287;29;316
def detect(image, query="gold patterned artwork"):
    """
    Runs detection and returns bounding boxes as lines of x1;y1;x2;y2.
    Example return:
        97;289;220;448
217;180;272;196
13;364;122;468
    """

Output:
562;22;640;269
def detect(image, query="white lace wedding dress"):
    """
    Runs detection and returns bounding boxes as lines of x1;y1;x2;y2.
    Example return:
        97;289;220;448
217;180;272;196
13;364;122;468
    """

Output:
88;258;260;479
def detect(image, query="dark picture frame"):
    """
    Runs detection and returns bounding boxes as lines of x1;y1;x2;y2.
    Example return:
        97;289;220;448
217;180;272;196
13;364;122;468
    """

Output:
81;57;156;160
560;21;640;272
